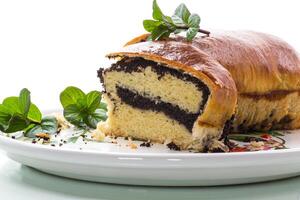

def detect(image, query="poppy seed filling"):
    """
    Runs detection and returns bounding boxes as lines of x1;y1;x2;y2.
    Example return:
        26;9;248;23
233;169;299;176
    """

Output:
100;57;211;132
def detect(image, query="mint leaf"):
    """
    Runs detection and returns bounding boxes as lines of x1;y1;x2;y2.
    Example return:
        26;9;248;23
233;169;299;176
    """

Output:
162;16;176;31
25;116;58;138
39;116;58;134
86;91;101;113
0;106;13;132
2;97;21;114
0;105;12;125
60;86;85;108
174;3;191;24
76;97;87;108
19;88;31;116
0;96;29;133
3;114;28;133
0;88;54;135
171;15;185;27
25;126;43;138
152;0;164;21
186;27;199;41
27;104;42;123
99;102;107;111
151;24;170;40
143;20;161;32
2;89;41;124
60;86;107;130
0;124;5;132
63;104;86;128
86;109;107;129
188;14;200;28
68;136;80;143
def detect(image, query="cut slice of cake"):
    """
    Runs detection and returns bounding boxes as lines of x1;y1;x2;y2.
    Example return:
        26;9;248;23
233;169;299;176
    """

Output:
98;40;237;152
98;31;300;152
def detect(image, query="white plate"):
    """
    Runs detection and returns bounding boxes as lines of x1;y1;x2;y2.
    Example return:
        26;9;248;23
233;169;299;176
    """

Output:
1;113;300;186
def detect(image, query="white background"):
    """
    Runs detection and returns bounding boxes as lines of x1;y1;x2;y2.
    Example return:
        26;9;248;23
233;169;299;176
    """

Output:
0;0;299;110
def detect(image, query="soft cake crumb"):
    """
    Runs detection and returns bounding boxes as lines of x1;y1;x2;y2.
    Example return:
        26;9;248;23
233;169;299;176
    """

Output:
250;141;264;148
91;130;105;142
37;138;44;144
96;121;109;134
126;137;138;149
130;143;138;149
54;113;70;130
35;133;50;140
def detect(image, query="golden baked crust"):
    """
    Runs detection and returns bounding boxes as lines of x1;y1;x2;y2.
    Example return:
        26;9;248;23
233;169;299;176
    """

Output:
188;31;300;94
107;39;238;133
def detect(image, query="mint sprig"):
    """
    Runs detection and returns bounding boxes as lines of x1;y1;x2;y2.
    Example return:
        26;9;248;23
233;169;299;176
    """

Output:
60;86;107;130
0;88;58;137
143;0;210;41
25;116;58;138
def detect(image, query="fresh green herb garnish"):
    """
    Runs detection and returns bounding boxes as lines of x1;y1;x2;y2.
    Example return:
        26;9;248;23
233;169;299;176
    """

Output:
267;130;285;137
228;134;266;142
60;86;107;130
0;88;58;137
228;130;285;143
25;116;58;138
67;129;91;143
143;0;209;41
